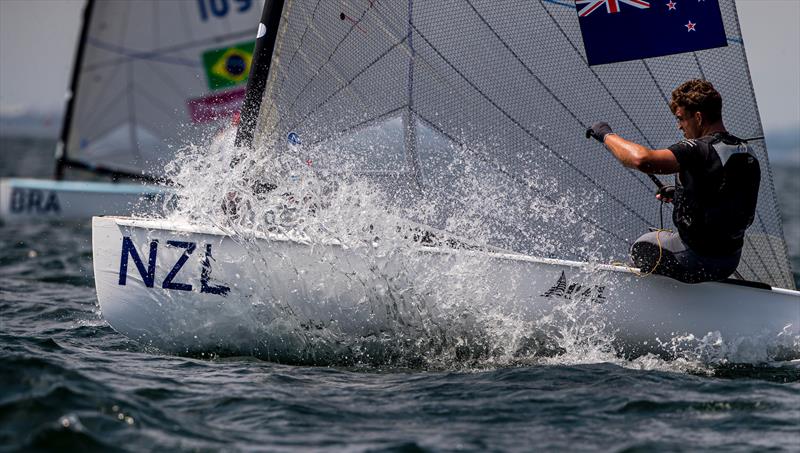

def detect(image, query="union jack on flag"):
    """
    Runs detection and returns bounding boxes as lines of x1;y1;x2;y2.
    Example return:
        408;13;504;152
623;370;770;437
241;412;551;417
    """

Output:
576;0;650;17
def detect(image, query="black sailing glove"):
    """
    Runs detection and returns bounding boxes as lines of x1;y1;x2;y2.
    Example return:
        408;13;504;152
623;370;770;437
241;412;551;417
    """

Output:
655;185;675;203
585;122;614;143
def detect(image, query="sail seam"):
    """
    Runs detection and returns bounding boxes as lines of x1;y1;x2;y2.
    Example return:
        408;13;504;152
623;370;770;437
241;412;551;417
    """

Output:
287;39;408;134
86;39;201;68
277;6;375;134
82;31;254;72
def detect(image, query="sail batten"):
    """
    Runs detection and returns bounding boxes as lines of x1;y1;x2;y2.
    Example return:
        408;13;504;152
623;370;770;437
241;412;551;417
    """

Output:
251;0;795;288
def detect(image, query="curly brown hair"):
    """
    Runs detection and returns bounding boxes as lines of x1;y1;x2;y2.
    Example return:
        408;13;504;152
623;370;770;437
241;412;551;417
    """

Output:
669;79;723;123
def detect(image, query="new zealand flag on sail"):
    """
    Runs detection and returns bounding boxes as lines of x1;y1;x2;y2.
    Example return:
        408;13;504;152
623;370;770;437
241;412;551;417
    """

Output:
576;0;728;66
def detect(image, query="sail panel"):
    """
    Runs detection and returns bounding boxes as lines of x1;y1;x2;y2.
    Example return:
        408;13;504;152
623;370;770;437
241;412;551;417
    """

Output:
64;0;263;176
253;0;794;288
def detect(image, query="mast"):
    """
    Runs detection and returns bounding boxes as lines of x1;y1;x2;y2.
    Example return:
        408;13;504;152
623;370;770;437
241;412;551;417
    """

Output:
54;0;95;180
235;0;286;148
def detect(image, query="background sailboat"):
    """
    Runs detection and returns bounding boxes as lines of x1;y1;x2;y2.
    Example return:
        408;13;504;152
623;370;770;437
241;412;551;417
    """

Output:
0;0;263;222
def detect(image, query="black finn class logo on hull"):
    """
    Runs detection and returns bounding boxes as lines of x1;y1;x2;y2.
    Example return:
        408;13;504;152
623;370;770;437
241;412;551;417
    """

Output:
541;271;607;304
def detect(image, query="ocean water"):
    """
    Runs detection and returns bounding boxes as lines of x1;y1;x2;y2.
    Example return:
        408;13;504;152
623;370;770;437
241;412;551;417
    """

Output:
2;136;800;452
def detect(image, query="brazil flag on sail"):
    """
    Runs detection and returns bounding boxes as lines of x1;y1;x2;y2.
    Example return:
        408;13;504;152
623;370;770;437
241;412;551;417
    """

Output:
202;41;255;91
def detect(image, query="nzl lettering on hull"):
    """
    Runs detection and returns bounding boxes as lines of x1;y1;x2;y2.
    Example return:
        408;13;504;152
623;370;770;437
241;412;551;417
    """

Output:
118;237;230;296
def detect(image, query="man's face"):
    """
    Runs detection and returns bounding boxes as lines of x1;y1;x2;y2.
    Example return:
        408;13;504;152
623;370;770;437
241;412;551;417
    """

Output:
675;106;702;139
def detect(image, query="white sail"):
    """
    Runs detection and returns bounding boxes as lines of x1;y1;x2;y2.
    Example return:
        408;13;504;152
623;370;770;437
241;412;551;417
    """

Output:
245;0;794;289
61;0;264;177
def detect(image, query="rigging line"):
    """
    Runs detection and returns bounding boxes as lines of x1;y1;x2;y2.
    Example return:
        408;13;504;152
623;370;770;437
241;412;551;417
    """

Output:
464;0;654;194
286;38;408;134
409;23;652;228
274;5;375;133
81;30;254;72
413;109;633;248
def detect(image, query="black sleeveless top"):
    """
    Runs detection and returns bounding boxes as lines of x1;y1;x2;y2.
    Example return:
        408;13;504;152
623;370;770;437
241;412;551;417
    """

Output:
667;132;761;256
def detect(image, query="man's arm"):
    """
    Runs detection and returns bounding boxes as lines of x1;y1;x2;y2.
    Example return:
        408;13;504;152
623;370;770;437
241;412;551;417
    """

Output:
586;122;680;174
603;134;680;174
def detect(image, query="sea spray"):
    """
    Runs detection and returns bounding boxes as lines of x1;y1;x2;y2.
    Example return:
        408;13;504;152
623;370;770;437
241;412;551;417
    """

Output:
153;128;797;369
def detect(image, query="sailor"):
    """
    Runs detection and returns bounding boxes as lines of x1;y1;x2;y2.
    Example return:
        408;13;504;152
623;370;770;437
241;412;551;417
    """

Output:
586;79;761;283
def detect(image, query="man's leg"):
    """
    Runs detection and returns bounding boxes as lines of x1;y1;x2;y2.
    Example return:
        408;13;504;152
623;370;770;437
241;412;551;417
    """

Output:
630;232;739;283
630;231;691;281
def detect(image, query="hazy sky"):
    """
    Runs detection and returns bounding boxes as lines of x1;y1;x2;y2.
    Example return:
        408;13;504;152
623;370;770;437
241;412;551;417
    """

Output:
0;0;798;131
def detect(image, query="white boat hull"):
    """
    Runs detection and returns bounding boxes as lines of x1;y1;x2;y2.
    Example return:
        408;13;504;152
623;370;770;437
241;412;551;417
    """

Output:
92;216;800;363
0;178;167;223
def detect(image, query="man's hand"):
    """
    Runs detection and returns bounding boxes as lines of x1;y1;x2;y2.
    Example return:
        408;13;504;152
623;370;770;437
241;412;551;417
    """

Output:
586;122;614;143
655;185;675;203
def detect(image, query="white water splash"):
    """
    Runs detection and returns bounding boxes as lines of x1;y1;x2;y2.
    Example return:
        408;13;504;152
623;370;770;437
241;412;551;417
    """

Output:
151;129;797;371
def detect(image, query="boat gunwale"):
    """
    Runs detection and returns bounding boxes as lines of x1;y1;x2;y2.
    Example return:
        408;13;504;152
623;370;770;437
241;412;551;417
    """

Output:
95;215;800;296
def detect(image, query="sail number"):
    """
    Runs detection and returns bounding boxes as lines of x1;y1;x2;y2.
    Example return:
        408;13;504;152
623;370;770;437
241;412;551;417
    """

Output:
118;237;230;296
9;187;60;214
197;0;252;21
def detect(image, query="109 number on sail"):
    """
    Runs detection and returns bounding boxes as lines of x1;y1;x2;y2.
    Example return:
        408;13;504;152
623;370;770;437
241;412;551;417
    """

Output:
197;0;253;22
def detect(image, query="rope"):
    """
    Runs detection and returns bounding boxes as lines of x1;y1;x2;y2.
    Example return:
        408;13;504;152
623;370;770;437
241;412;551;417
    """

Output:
612;228;671;277
613;198;674;277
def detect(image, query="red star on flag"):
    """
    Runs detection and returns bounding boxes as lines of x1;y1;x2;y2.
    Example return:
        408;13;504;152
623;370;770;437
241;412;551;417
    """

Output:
666;1;677;10
685;20;696;31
